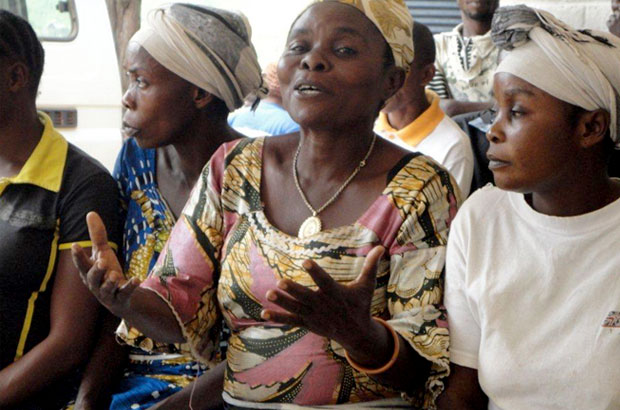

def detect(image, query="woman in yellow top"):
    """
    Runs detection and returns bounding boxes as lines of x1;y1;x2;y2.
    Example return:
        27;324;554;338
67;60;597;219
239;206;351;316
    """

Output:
74;1;459;408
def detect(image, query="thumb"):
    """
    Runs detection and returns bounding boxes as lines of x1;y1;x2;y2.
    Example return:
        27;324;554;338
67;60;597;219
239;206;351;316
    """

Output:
86;212;110;253
353;246;385;288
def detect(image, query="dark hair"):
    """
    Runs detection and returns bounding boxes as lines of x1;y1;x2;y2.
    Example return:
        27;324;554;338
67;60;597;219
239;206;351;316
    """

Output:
0;10;45;95
412;22;435;67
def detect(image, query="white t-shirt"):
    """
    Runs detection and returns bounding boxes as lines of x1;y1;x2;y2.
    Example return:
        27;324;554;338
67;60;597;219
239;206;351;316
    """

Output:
376;95;474;198
445;185;620;410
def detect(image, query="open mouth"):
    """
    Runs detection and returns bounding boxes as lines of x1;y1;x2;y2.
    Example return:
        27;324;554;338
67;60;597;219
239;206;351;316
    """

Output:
294;82;325;96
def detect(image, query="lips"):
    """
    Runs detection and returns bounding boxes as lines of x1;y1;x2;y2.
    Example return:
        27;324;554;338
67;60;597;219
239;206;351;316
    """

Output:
293;79;328;97
487;153;510;170
121;122;140;139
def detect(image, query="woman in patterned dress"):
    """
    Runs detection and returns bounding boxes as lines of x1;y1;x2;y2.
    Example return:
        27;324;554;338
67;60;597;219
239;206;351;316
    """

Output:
74;1;459;408
72;4;264;410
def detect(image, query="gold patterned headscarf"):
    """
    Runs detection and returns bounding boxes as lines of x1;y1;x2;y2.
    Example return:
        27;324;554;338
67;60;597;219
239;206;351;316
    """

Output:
312;0;414;69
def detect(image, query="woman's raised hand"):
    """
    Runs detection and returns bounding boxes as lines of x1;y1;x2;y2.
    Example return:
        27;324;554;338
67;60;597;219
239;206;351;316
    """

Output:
72;212;140;318
262;246;385;349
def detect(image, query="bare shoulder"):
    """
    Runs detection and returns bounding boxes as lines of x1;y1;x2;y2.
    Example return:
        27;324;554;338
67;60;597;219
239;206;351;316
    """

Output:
262;133;300;171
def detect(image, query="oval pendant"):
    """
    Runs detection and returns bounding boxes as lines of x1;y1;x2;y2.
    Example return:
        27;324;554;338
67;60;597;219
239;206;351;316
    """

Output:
298;215;322;238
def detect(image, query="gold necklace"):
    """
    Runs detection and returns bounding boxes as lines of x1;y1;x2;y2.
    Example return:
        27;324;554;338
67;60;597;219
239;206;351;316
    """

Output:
293;133;377;238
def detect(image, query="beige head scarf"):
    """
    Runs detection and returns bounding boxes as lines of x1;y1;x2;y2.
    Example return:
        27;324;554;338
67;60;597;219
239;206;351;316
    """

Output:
492;5;620;147
131;3;265;111
309;0;414;70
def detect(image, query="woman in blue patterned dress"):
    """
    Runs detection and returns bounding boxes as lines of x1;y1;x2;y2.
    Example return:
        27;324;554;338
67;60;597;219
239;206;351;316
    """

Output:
72;4;264;410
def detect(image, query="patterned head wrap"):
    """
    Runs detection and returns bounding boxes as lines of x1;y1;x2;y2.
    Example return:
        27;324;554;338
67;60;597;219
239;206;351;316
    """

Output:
263;62;281;100
492;5;620;147
308;0;414;70
130;3;265;111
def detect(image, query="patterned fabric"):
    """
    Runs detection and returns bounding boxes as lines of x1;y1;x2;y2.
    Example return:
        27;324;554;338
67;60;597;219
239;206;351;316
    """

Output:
120;137;458;408
111;138;209;410
429;24;499;102
312;0;414;69
492;5;620;147
131;3;265;111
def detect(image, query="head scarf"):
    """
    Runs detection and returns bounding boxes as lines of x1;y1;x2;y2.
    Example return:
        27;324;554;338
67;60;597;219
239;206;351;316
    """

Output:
492;5;620;147
263;62;281;100
130;3;265;111
308;0;414;70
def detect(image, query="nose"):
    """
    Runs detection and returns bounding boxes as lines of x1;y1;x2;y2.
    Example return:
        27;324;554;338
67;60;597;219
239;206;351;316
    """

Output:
486;113;505;144
121;85;135;110
300;47;329;72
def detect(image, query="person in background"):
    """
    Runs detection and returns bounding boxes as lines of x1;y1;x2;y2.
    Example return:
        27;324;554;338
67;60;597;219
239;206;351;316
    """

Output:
608;0;620;37
377;22;474;197
73;4;263;410
228;62;300;136
0;10;120;410
74;0;458;408
429;0;499;117
440;6;620;409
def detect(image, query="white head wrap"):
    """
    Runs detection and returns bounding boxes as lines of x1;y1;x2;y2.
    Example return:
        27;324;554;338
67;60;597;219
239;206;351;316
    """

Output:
131;4;265;111
492;5;620;147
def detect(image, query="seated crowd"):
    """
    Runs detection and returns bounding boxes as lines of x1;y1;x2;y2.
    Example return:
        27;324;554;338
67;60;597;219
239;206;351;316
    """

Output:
0;1;618;410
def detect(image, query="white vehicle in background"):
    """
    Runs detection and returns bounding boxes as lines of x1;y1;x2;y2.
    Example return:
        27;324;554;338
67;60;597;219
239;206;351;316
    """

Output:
0;0;122;171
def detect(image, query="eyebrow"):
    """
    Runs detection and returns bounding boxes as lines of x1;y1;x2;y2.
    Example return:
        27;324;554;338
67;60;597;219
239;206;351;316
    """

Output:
504;87;536;97
288;26;367;42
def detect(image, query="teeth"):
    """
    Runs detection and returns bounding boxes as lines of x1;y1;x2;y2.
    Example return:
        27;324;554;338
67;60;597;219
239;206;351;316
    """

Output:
298;85;320;92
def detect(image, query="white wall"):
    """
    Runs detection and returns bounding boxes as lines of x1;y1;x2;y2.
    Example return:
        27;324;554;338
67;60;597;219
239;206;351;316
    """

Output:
141;0;309;69
500;0;612;31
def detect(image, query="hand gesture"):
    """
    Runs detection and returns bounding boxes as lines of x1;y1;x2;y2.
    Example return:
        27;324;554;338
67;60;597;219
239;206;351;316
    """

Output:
261;246;385;350
72;212;140;318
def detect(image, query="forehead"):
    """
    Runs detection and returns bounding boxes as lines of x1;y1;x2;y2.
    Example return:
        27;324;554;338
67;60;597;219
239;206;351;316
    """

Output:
289;2;383;43
124;42;166;73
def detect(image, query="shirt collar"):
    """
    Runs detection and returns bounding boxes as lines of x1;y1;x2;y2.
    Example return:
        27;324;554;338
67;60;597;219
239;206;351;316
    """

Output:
377;90;445;147
8;112;67;193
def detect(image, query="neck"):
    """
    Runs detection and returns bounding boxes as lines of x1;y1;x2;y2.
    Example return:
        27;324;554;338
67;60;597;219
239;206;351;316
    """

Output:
0;105;43;176
529;168;620;217
461;17;492;37
386;90;431;131
296;123;375;182
159;115;239;187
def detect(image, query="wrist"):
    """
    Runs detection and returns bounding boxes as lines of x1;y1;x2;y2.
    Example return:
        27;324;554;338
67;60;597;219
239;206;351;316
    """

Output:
342;317;394;369
345;317;399;375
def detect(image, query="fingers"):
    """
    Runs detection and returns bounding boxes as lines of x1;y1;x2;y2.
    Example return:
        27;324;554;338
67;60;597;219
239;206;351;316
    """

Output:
353;246;385;286
302;260;336;293
260;308;303;328
72;243;93;276
266;288;309;316
86;212;110;252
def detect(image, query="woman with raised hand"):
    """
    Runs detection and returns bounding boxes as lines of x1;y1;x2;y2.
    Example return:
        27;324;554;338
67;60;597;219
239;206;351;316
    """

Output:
73;4;263;410
0;10;120;410
439;6;620;410
74;1;459;408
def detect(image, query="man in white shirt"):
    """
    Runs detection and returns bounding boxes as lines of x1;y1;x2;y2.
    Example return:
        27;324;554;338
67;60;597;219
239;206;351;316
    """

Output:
376;22;474;198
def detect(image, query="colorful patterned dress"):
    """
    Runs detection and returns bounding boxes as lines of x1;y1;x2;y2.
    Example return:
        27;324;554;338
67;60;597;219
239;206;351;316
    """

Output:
121;137;458;409
111;138;208;410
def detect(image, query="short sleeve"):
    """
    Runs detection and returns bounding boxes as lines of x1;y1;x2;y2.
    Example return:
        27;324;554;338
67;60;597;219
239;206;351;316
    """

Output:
125;145;228;364
444;209;481;370
384;159;459;408
57;171;121;251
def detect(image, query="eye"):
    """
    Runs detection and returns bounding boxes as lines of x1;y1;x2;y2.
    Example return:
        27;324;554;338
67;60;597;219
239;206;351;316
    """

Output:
136;77;148;89
287;42;308;54
335;46;356;56
510;109;524;118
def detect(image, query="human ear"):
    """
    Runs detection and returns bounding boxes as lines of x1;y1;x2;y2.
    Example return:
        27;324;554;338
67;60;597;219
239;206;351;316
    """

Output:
382;66;406;101
420;63;436;87
193;88;214;109
7;62;29;92
578;109;610;149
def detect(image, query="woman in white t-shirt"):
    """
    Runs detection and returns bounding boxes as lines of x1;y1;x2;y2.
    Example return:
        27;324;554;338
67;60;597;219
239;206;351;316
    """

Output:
439;5;620;410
